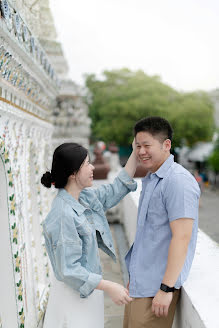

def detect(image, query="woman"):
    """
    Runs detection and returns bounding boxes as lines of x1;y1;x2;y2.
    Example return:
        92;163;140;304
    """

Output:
41;142;137;328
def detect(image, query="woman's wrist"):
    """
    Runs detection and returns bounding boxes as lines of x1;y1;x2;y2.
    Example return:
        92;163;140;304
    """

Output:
124;152;138;178
96;279;111;292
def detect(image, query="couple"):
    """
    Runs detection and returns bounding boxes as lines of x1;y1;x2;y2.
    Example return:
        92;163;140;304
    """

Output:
41;116;200;328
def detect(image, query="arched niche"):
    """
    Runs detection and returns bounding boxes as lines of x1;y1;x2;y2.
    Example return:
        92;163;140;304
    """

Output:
0;156;18;327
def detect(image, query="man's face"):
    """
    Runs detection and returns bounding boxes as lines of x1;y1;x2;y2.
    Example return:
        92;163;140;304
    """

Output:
135;131;171;172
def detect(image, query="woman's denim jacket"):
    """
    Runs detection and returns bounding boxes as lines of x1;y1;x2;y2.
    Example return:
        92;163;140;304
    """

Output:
42;169;137;298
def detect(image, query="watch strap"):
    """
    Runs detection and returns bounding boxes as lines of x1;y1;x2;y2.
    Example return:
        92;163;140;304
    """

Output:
160;283;175;293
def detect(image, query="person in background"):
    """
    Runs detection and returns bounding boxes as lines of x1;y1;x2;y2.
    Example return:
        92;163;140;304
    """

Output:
194;169;203;192
41;142;138;328
123;117;200;328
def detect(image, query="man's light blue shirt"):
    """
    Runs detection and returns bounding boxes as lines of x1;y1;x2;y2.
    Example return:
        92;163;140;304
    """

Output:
125;154;200;298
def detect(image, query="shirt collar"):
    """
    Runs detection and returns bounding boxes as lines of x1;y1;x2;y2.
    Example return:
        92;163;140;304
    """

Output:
154;154;174;178
57;188;86;216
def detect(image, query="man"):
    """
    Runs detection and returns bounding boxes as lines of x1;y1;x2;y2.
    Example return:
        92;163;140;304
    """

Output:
124;117;200;328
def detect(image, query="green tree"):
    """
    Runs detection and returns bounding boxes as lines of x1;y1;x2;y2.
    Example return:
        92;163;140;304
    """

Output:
85;68;215;147
208;136;219;173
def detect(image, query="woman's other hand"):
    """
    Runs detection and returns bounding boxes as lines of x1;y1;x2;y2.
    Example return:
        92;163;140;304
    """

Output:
96;280;133;305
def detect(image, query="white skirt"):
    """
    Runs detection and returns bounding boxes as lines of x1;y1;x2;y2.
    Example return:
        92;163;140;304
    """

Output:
43;274;104;328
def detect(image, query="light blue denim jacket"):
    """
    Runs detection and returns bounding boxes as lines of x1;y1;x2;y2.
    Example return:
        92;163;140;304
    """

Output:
42;169;137;298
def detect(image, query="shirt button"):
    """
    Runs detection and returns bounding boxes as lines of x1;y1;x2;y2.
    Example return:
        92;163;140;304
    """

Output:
109;243;112;248
101;231;104;235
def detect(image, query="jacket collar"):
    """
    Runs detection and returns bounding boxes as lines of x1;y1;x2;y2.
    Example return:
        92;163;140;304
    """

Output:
57;188;86;216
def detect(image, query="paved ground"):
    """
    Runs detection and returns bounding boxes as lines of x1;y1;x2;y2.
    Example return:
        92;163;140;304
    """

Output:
101;187;219;327
100;225;126;328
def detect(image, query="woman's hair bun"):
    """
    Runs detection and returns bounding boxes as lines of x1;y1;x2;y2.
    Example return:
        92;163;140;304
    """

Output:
41;171;52;188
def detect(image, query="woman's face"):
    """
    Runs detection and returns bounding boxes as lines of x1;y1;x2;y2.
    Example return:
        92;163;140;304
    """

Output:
75;155;95;189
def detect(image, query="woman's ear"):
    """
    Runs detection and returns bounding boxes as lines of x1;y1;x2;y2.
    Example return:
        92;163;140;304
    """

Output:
69;173;76;180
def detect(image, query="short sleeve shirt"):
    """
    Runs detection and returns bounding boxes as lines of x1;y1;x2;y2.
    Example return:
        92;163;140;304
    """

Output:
125;154;200;297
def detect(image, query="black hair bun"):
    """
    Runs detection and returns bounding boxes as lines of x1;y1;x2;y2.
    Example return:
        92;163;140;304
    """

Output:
41;171;52;188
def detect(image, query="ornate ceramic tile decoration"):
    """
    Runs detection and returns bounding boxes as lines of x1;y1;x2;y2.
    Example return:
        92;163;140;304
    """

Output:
0;109;54;328
0;0;91;327
0;0;12;31
0;135;25;328
0;0;59;120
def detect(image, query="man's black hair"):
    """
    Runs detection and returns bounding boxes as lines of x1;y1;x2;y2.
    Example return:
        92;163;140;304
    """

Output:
134;116;173;142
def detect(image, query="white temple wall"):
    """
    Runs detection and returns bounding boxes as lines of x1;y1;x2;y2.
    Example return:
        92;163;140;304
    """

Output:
0;102;54;328
0;153;18;327
0;1;91;326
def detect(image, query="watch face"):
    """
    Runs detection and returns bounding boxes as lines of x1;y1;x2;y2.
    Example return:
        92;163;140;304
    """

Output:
161;284;168;292
160;283;174;293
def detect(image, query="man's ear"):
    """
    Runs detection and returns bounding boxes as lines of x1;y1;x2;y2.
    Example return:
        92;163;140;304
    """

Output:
164;139;171;151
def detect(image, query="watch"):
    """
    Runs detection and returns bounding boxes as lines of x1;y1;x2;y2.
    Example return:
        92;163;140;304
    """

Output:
160;283;175;293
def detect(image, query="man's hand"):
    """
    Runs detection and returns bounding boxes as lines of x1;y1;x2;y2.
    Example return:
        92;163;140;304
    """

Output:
152;290;173;317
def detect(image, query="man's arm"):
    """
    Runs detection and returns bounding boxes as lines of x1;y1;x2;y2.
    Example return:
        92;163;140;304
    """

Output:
152;218;193;317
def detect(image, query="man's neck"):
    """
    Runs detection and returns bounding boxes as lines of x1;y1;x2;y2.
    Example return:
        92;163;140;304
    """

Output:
150;153;171;173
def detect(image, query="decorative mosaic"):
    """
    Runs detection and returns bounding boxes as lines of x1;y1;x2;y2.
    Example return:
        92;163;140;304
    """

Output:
0;0;58;84
27;140;51;325
0;134;25;328
0;0;59;118
0;108;53;327
0;42;53;115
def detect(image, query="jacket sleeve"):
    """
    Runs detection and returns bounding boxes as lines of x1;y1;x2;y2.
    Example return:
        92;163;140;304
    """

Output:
94;169;137;211
54;215;102;298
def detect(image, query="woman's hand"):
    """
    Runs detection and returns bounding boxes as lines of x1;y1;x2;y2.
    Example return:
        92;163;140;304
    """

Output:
124;138;138;178
96;280;133;305
106;281;133;305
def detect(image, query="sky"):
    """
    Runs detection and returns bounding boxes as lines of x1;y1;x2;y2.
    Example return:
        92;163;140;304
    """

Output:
49;0;219;92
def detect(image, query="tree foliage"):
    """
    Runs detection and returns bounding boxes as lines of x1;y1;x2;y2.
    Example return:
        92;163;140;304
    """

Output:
208;136;219;173
85;68;215;147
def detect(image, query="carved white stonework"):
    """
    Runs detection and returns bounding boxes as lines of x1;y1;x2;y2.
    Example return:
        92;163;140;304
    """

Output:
0;99;55;328
52;79;91;149
0;0;59;120
37;0;69;79
0;1;91;327
11;0;41;38
39;39;69;79
38;0;57;40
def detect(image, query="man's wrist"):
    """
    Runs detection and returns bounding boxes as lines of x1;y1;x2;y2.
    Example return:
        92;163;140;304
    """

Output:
160;283;175;293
